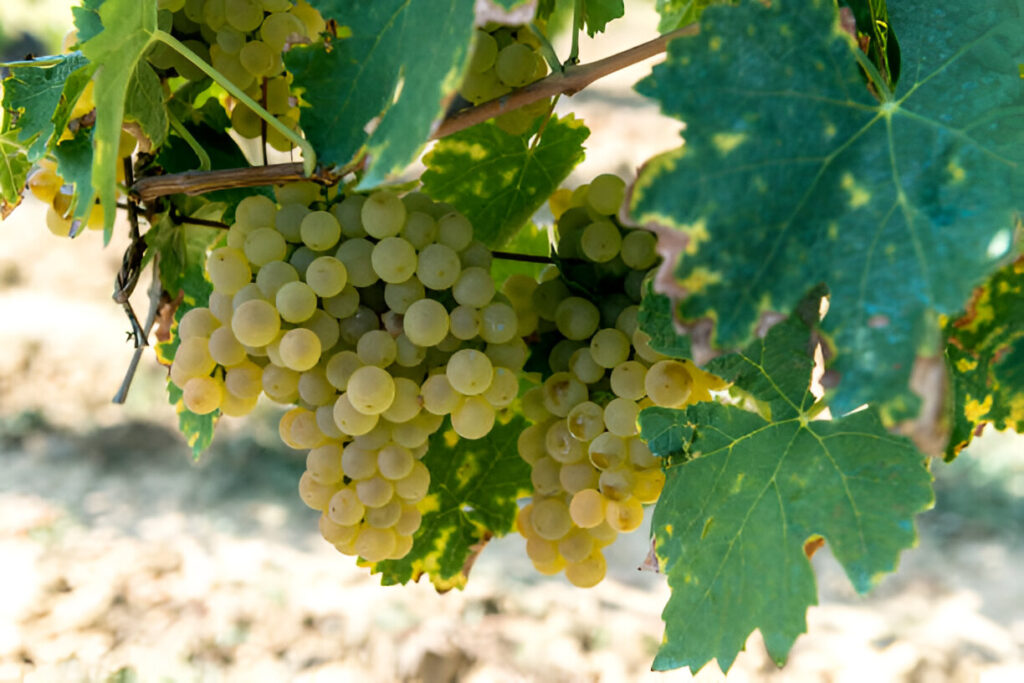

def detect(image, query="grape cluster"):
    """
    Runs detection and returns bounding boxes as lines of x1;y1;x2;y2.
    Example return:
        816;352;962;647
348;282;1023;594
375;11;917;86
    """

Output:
151;0;323;151
459;24;550;135
512;174;722;587
169;183;529;563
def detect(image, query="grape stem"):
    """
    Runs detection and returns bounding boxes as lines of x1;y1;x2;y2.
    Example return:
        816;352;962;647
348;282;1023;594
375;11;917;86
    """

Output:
569;0;583;65
491;251;553;264
132;24;698;202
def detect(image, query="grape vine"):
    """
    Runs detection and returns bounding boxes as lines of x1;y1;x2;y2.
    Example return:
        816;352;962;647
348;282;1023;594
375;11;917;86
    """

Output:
1;0;1020;675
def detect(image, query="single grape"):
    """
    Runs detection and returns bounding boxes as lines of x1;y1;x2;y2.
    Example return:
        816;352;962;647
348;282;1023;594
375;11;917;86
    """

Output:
307;443;344;485
402;298;449;347
621;230;659;270
495;43;537;88
610;360;647;401
328;487;365;526
333;393;379;436
416;243;461;291
585;173;626;216
372;237;418;284
262;363;300;403
178;307;219;340
276;281;317;323
541;372;588;418
346;365;396;415
478;302;518;344
564;552;607;588
451;396;495;440
207;247;252;295
305;256;347;298
183;375;223;415
300;210;342;251
335;238;378;287
208;326;247;367
446;349;494;396
530;497;572;541
605;497;644;532
437;212;473;251
356;329;398;367
569;489;605;528
244;227;288;266
566;401;605;442
588;432;627;470
361;190;406;239
255;260;299;299
452;267;494;307
278;328;322;372
382;377;421;423
645;359;693;407
232;299;281;347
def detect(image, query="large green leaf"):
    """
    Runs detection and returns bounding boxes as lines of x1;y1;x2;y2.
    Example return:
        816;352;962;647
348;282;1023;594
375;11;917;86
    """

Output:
0;52;89;161
645;289;933;673
421;115;589;248
631;0;1024;417
944;256;1024;460
582;0;624;36
638;288;692;360
52;128;95;223
288;0;476;187
124;60;167;149
654;1;722;32
0;133;31;206
371;416;533;590
80;0;160;238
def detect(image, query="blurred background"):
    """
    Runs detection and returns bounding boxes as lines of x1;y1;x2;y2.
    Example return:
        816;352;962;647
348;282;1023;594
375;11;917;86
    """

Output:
1;2;1022;681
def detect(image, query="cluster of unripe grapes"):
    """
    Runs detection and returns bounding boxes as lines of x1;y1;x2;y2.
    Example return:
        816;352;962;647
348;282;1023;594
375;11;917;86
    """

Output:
511;174;723;587
168;182;531;563
152;0;324;151
459;24;551;135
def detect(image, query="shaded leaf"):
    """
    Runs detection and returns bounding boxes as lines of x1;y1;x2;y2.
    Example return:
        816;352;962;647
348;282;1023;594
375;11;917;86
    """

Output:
654;0;723;32
631;0;1024;417
370;415;533;590
0;52;89;160
582;0;624;36
422;115;588;248
944;256;1024;459
288;0;476;186
52;127;94;221
0;133;31;206
638;406;692;460
648;289;933;673
124;61;167;149
638;288;692;359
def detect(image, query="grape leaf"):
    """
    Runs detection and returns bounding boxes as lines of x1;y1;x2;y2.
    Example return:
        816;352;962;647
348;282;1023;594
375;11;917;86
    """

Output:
421;115;589;248
0;133;30;206
72;0;105;43
80;0;159;238
637;406;692;460
944;255;1024;460
52;128;94;223
370;415;533;590
646;288;933;673
630;0;1024;417
0;52;89;161
638;288;692;360
654;0;722;32
582;0;624;36
288;0;476;187
124;60;167;149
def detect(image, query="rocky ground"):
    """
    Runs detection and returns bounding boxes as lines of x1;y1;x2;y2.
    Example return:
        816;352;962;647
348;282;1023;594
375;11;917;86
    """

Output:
2;3;1023;681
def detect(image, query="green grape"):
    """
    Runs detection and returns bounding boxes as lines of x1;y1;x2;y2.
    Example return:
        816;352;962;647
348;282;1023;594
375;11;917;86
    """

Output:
264;76;293;115
521;387;551;423
232;299;281;347
558;529;595;563
526;536;559;565
382;377;421;423
216;27;245;54
469;29;498;72
335;238;378;287
615;305;640;337
559;462;599;494
451;396;495;440
516;422;549;464
482;366;518;408
339;306;380;347
610;360;647;400
235;194;277;230
566;401;605;442
416;243;461;290
307;443;344;485
603;398;639;437
183;376;224;415
260;10;306;50
239;39;278;78
356;329;397;367
532;278;570;320
580;220;622;263
478;302;518;344
628;436;659;468
394;334;426;368
261;0;293;10
224;360;263;399
207;247;252;295
530;497;572;541
278;328;321;372
459;68;509;104
632;468;665;504
289;245;321;278
590;328;631;369
586;173;626;216
300;210;341;251
495;43;537;88
298;471;335;510
372;237;418;284
451;266;494;307
354;526;397;562
361;190;406;239
328;487;365;526
394;504;422;536
183;0;205;23
171;337;217;386
290;0;326;36
210;44;254;90
402;299;449;347
319;512;357;545
437;212;473;251
384;278;425;315
568;348;604;384
545;420;585;464
449;306;481;341
357;475;394;507
459;241;493;270
347;366;396;415
588;432;627;470
605;497;644;532
230;102;264;139
315;404;346;441
331;195;367;238
436;334;462;353
401;211;437;249
305;256;347;298
446;349;493;396
275;281;317;323
501;273;536;309
365;499;402;528
341;443;377;480
262;363;300;402
208;326;247;367
322;284;360;319
232;283;266;311
220;389;259;417
420;373;459;415
225;0;264;32
275;203;310;242
554;297;600;341
377;444;414;481
565;552;607;588
621;230;659;270
542;372;588;417
333;393;378;436
244;227;288;267
632;329;666;363
568;489;605;529
298;366;335;406
255;259;299;299
485;339;529;370
353;423;392;451
178;307;219;340
645;359;693;407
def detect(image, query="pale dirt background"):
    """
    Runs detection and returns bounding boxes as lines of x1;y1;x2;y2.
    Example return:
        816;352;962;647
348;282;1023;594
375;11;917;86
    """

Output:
1;3;1023;682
